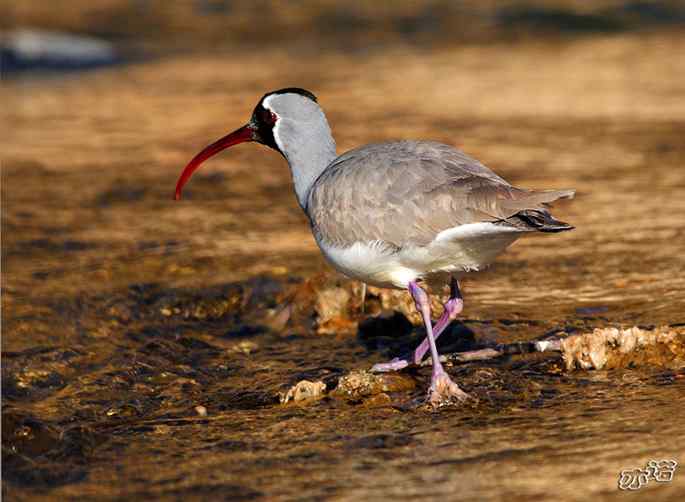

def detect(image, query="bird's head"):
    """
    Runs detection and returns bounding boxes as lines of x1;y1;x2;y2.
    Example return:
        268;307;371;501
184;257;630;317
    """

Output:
174;87;323;200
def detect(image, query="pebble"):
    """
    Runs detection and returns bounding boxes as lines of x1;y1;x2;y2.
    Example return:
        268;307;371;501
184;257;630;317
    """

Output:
280;380;327;404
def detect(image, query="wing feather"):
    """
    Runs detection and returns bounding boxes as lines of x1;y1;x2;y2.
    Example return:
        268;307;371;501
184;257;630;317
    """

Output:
307;141;573;248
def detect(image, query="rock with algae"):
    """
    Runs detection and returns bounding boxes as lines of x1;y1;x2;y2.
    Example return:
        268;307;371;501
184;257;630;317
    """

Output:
561;326;685;371
333;370;415;400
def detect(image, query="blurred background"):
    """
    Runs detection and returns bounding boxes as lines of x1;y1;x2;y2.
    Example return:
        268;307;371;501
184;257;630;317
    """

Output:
3;0;684;303
2;1;685;500
4;0;685;54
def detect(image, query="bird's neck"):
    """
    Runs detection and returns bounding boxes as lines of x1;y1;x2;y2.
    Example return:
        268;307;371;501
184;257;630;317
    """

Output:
278;125;337;211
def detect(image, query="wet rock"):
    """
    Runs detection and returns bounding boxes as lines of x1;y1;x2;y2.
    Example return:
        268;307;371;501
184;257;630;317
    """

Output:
281;274;353;334
333;370;415;400
315;286;358;335
280;380;327;404
281;273;449;336
561;326;685;371
298;273;451;327
366;285;448;325
315;286;350;322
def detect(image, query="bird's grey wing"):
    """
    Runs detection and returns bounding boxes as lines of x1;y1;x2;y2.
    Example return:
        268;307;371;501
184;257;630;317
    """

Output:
308;141;573;248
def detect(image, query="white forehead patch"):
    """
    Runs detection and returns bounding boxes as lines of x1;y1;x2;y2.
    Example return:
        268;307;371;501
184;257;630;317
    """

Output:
262;92;308;107
261;93;318;154
262;93;318;118
259;92;331;165
261;93;277;111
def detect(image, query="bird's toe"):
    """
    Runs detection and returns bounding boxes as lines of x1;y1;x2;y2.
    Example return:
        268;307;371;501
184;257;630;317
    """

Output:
370;357;409;373
428;372;471;407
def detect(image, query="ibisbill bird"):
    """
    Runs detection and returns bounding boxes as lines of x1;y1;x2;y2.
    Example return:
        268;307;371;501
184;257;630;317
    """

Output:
174;88;574;406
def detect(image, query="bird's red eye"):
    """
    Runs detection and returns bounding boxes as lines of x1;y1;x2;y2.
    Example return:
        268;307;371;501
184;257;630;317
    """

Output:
260;108;277;125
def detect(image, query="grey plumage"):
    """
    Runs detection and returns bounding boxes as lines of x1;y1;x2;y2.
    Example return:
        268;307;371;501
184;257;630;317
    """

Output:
307;140;574;249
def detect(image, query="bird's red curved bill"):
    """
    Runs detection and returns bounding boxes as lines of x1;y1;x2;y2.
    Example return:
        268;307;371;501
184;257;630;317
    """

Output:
174;125;254;200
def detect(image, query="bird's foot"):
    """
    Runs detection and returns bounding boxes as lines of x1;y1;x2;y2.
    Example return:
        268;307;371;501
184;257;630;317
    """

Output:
427;371;471;408
370;357;410;373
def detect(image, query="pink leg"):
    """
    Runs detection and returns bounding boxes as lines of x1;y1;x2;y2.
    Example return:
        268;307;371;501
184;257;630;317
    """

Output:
408;281;469;405
411;277;463;364
371;277;463;373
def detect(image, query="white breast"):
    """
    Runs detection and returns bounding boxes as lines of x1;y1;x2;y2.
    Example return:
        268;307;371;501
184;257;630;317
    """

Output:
317;240;415;288
316;222;524;289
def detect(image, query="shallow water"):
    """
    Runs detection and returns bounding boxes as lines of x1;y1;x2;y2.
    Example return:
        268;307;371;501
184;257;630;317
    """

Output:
3;31;685;500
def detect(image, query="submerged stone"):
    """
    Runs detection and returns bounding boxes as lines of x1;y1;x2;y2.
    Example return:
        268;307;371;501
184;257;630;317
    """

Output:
333;370;416;400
